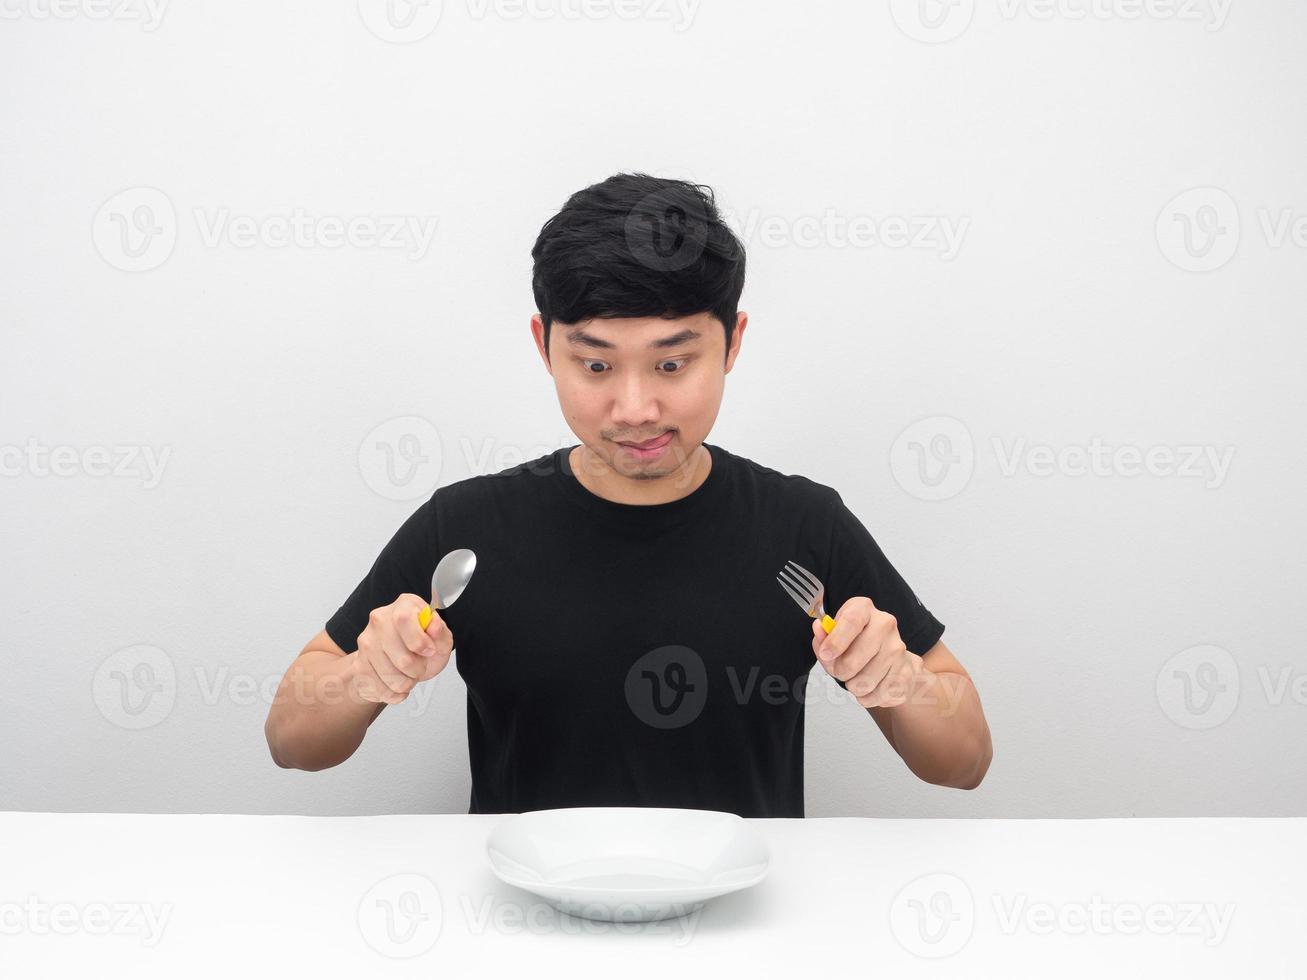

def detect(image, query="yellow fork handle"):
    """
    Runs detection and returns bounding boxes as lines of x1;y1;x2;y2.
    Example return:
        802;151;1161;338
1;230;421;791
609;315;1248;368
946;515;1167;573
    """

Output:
820;614;836;633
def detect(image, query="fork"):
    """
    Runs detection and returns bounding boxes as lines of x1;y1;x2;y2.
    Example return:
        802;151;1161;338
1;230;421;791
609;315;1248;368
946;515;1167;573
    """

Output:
776;560;838;634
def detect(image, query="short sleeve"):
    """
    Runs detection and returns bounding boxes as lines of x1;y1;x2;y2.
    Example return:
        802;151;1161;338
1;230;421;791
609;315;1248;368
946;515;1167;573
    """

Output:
324;493;441;654
822;489;945;669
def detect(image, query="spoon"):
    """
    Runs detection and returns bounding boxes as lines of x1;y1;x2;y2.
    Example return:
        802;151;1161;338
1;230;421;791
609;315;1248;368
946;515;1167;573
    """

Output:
418;548;477;630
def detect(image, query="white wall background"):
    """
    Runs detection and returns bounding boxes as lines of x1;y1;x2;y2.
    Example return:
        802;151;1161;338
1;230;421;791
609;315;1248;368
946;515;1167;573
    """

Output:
2;0;1303;818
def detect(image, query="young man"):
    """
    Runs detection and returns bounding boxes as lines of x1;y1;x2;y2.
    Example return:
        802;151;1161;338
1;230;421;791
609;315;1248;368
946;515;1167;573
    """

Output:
264;173;992;817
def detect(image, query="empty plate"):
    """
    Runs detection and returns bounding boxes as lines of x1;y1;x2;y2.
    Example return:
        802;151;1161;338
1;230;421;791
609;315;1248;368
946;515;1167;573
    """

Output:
486;806;770;921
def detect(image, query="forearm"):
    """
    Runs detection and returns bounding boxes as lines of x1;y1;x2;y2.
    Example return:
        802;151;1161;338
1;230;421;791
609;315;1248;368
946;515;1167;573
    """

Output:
264;651;380;771
879;663;992;789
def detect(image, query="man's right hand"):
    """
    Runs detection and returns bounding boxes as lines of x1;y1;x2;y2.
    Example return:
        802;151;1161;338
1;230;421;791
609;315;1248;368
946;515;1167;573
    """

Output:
350;594;454;704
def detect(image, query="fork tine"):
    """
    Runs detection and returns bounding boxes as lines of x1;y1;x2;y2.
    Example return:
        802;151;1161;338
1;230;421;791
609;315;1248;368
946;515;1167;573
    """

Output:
783;560;823;595
776;574;814;614
777;566;816;604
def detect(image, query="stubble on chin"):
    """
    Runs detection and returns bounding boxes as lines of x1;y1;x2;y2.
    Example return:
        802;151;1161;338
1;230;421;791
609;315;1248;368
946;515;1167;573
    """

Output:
580;440;701;489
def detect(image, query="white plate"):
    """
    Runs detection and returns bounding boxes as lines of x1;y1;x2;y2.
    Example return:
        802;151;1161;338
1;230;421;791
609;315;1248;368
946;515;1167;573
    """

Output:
486;806;770;921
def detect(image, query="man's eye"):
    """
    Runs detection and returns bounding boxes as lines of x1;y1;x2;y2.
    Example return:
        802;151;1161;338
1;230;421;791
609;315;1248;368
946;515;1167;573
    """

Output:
578;359;688;374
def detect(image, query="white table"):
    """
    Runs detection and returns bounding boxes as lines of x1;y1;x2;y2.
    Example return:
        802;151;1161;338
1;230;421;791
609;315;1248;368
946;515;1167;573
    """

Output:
1;812;1301;978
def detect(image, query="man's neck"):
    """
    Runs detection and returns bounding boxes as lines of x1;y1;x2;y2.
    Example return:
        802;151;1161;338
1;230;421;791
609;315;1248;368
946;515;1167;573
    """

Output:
568;443;711;506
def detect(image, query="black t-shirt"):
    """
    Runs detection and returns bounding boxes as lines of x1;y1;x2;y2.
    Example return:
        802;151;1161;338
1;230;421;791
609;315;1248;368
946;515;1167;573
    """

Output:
325;442;944;818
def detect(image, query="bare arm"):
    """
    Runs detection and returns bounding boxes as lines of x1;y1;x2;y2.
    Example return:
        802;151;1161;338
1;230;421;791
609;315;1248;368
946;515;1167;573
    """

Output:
264;629;385;772
868;639;993;790
265;595;455;772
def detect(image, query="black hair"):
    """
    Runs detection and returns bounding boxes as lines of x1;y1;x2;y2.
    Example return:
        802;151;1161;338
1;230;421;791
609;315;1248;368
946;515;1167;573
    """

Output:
531;172;746;362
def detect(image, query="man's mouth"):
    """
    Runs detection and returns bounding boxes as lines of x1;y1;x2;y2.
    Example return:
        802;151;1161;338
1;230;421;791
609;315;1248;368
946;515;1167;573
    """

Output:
616;432;674;451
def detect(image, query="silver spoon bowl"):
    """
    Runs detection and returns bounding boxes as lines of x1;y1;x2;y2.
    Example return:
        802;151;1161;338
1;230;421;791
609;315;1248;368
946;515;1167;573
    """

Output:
419;548;477;630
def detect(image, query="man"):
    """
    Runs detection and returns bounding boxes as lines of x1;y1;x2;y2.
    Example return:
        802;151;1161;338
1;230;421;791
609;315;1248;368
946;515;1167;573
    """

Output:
264;173;992;817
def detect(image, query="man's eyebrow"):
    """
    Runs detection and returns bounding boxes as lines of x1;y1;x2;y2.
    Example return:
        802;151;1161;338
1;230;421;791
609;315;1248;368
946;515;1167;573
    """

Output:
564;327;703;351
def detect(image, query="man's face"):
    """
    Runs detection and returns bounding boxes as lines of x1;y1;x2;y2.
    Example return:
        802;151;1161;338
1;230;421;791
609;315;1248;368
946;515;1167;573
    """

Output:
531;310;747;483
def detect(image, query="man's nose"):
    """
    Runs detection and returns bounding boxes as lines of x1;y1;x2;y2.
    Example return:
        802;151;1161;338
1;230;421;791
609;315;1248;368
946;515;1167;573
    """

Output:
611;376;660;429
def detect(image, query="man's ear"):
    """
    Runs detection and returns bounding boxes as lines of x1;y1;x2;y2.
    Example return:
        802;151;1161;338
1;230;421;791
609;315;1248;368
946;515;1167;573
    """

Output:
530;314;552;373
725;311;748;373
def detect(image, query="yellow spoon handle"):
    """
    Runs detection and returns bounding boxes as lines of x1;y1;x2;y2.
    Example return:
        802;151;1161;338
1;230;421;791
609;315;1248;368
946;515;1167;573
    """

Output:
418;605;435;631
821;614;836;633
